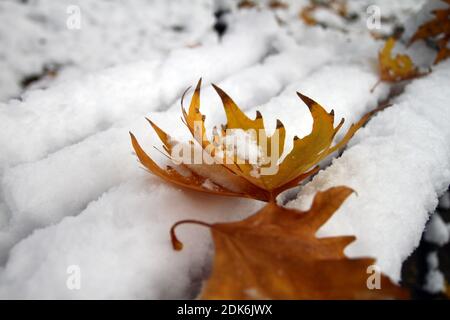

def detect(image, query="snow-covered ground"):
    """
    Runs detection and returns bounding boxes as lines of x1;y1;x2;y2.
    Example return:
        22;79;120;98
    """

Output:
0;0;449;299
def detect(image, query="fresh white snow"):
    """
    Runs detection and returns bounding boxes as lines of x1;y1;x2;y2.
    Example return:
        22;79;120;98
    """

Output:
288;60;450;282
0;0;448;299
439;190;450;210
424;252;446;294
0;0;215;101
425;214;450;246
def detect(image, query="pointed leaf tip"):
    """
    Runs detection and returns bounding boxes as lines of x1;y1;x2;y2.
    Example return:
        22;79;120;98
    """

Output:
211;83;223;95
195;78;202;90
145;117;156;127
296;92;316;109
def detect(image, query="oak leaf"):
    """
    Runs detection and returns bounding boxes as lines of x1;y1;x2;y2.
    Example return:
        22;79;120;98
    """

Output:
171;187;408;299
130;80;372;202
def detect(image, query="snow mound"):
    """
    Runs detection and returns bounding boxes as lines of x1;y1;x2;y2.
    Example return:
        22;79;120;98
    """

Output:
0;0;215;101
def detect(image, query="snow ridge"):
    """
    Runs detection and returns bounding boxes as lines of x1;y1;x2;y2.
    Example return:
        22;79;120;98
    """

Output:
289;61;450;282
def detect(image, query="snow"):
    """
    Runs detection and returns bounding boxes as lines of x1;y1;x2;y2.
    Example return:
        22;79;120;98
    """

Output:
0;10;281;169
403;0;449;41
439;190;450;210
288;61;450;282
0;0;215;101
425;214;450;246
424;252;445;294
0;181;263;299
222;129;262;164
0;0;448;298
202;179;220;191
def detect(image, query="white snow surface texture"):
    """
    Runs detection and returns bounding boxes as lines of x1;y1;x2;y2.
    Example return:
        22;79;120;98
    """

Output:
0;0;449;298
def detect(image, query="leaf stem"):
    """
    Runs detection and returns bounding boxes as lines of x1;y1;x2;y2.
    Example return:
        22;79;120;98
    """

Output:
170;219;213;251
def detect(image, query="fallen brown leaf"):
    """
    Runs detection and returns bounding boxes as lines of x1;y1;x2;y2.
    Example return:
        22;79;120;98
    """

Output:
171;187;408;299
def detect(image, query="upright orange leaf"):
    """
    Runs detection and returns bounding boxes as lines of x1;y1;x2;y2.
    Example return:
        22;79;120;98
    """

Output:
131;80;372;202
171;187;408;299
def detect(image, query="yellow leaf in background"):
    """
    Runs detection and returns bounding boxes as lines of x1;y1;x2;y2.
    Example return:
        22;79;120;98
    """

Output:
268;0;288;10
299;5;317;26
409;1;450;65
237;0;257;9
171;187;408;300
237;0;288;11
299;0;348;27
435;36;450;64
378;38;421;83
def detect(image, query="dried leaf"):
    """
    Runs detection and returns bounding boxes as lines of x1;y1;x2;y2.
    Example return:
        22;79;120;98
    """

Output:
268;0;288;10
171;187;408;299
299;5;317;26
237;0;288;10
299;0;348;26
409;1;450;64
378;38;421;83
237;0;257;9
435;35;450;64
131;80;372;201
